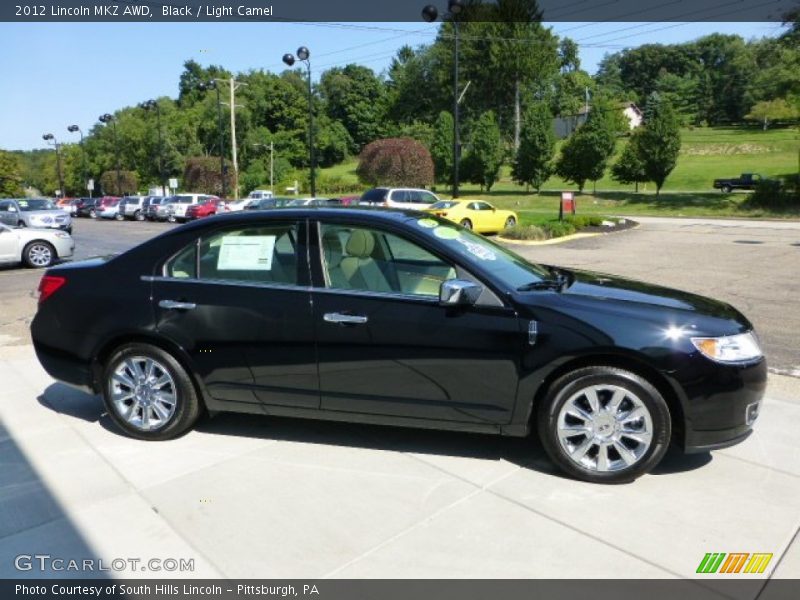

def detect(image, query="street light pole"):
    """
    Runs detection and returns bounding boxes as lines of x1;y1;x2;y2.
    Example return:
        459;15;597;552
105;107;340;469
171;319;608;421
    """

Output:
283;47;316;198
99;113;122;196
422;1;464;199
140;100;167;196
42;133;65;198
67;125;89;197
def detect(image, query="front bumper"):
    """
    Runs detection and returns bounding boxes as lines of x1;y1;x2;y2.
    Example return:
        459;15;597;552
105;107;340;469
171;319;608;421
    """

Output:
679;357;767;453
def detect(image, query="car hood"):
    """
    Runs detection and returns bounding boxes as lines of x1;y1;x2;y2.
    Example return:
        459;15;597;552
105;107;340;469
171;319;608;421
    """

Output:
558;268;740;318
24;210;68;218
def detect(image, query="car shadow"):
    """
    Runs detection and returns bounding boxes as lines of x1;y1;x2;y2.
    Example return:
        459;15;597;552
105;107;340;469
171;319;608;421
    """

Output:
38;382;713;481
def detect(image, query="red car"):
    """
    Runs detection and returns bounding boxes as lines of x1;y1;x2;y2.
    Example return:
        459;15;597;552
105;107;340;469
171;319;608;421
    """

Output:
95;196;120;211
185;197;225;220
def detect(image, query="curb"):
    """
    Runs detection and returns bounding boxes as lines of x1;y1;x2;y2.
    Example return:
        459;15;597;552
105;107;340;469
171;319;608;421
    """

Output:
496;222;640;246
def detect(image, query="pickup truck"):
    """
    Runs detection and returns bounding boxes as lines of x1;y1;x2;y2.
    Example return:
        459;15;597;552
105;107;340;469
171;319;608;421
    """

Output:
713;173;765;193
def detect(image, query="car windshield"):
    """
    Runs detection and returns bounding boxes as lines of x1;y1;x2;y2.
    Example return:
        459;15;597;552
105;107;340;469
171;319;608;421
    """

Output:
430;201;459;209
412;216;550;288
18;199;56;211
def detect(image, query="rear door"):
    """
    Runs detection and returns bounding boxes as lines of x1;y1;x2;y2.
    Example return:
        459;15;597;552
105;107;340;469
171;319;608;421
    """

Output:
151;219;319;409
0;201;17;227
0;225;18;261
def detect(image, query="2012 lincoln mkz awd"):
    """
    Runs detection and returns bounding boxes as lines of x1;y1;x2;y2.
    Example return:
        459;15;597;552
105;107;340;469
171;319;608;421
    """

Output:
30;209;766;483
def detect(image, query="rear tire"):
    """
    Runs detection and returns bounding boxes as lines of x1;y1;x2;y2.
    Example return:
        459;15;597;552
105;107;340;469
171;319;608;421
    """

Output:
114;213;124;221
460;218;473;230
89;208;97;218
721;185;732;194
134;210;144;221
22;241;55;268
504;216;517;229
102;343;202;441
17;221;26;228
537;366;671;483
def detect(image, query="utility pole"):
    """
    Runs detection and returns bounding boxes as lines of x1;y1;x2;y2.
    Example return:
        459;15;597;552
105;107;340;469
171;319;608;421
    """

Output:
270;141;274;194
215;77;246;199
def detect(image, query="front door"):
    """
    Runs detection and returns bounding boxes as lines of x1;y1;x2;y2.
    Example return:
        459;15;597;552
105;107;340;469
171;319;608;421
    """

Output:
152;220;319;409
312;221;522;425
0;226;18;261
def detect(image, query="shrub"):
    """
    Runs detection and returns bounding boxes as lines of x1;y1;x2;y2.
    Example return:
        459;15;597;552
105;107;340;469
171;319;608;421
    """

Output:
183;156;234;195
745;177;800;210
543;221;577;238
356;138;434;188
501;224;548;241
563;215;607;228
100;170;138;196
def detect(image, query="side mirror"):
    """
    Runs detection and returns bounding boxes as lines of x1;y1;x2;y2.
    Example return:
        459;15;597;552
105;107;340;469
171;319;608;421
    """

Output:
439;279;482;307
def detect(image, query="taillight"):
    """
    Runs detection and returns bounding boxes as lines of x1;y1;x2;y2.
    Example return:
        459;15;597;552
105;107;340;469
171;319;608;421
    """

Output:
38;275;66;305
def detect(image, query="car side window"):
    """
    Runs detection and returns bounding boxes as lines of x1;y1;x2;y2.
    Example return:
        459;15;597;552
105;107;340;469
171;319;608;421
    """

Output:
0;202;9;212
165;223;299;285
419;192;437;205
319;223;456;297
475;202;493;211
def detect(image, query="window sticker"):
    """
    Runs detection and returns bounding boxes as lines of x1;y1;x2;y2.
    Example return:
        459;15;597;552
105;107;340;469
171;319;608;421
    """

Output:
417;218;438;229
433;226;460;240
217;235;276;270
457;238;497;261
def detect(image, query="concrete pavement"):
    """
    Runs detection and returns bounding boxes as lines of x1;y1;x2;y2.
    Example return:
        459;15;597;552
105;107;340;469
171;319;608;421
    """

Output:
0;343;798;585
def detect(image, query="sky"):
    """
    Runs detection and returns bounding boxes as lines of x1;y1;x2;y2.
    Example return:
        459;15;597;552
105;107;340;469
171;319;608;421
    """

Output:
0;20;784;151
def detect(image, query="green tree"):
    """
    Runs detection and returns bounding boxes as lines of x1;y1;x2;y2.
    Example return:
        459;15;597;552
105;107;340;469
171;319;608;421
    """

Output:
512;102;554;192
430;111;454;185
745;98;800;130
319;64;387;152
183;157;233;195
356;138;434;188
100;170;138;196
0;151;24;196
611;132;647;192
463;111;504;192
555;107;617;193
638;94;682;196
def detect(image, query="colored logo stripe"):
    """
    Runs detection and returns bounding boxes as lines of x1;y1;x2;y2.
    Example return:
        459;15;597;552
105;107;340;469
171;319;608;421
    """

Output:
697;553;773;574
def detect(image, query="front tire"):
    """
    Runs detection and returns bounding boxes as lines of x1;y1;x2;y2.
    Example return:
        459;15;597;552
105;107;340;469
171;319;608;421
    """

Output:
721;185;732;194
22;241;55;268
102;343;202;441
537;366;671;483
114;212;124;221
134;210;144;221
89;208;97;219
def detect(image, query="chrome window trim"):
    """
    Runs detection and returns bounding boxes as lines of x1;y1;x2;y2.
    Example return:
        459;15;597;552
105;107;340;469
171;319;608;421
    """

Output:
141;274;441;305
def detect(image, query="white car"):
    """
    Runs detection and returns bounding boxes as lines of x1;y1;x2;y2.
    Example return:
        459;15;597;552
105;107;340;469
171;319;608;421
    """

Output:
224;198;254;212
0;223;74;268
167;193;219;222
359;187;440;210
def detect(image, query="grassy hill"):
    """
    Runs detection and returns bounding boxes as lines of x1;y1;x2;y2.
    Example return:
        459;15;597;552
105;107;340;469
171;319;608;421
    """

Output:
316;125;800;218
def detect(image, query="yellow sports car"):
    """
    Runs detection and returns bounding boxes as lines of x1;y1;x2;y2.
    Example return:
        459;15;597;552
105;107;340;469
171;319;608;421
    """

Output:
427;199;518;233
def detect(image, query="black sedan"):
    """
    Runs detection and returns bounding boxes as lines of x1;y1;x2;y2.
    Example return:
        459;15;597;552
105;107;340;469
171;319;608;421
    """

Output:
30;209;766;483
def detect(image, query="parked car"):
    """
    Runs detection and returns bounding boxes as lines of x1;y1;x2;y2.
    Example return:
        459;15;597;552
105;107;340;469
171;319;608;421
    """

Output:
95;196;120;212
98;198;122;220
30;208;766;483
247;189;274;201
225;198;254;212
145;196;170;221
0;222;74;268
120;196;148;221
67;199;82;216
335;195;360;206
427;199;517;232
285;198;337;207
167;193;219;222
56;198;75;213
74;197;100;218
359;187;440;210
0;198;73;234
712;173;769;193
185;198;228;220
245;197;293;210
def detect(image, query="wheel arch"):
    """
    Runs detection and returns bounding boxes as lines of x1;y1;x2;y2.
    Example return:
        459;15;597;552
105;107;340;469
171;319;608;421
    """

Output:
91;333;208;411
529;352;686;446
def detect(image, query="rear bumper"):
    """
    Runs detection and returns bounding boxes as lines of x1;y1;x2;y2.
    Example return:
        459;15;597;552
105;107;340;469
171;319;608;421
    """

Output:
33;340;95;394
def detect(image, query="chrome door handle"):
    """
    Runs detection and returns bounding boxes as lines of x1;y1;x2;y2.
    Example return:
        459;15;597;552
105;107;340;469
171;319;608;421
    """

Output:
323;312;368;325
158;299;197;310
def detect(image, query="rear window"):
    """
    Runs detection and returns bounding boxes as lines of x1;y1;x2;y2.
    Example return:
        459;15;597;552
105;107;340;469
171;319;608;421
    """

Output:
360;188;388;203
173;195;194;204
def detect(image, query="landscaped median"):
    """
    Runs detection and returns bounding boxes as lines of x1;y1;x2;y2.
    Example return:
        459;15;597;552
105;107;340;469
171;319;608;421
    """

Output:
497;214;638;245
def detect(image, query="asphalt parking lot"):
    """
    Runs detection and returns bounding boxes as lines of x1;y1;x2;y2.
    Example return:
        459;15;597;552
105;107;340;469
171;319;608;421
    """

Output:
0;215;799;585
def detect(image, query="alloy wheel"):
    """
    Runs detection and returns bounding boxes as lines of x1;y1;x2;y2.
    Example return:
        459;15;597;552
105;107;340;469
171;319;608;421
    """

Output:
555;384;654;473
27;244;53;267
110;356;178;431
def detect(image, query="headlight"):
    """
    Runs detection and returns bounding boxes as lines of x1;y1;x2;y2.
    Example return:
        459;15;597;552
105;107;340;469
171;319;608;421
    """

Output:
55;232;70;239
691;332;762;363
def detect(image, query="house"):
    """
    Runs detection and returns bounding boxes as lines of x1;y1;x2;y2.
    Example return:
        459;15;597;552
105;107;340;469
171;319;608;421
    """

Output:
552;102;643;139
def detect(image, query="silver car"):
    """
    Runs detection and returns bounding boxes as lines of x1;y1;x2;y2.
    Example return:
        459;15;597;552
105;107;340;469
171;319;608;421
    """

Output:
0;198;73;234
0;222;74;268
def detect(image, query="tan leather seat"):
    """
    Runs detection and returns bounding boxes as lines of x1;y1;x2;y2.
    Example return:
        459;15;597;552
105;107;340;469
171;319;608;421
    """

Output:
339;229;393;293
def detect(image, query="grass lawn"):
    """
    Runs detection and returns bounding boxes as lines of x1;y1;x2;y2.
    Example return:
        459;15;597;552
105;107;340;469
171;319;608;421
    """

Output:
316;125;800;219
